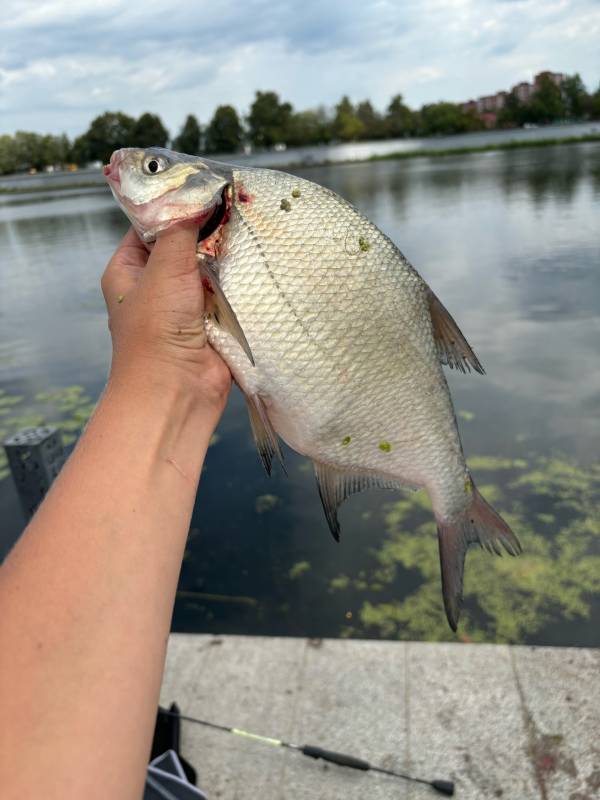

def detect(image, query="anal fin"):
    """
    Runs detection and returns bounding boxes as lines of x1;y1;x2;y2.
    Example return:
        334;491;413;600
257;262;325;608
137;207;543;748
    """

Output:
246;394;285;476
199;259;255;366
428;290;484;375
313;461;402;542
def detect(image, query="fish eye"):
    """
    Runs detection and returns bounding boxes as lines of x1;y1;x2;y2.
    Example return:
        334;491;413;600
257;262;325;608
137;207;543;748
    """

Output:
142;155;167;176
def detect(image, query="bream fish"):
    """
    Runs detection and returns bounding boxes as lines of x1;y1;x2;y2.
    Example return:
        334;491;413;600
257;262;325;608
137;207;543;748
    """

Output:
104;147;521;630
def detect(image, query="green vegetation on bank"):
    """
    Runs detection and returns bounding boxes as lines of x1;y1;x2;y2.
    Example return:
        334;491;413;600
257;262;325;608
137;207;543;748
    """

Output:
2;131;598;195
366;132;600;163
1;71;599;175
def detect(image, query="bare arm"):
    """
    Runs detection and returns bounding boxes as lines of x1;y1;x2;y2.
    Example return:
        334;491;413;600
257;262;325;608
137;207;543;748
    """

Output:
0;225;231;799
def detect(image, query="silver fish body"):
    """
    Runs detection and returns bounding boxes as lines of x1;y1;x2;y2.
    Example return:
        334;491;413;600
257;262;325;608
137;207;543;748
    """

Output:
209;168;465;518
105;147;521;629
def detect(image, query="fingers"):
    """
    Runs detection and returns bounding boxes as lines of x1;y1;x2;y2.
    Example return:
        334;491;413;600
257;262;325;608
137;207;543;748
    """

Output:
113;228;149;268
101;228;149;302
146;223;200;280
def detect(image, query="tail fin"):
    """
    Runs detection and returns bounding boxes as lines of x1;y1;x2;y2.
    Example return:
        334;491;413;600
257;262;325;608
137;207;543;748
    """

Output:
437;481;521;631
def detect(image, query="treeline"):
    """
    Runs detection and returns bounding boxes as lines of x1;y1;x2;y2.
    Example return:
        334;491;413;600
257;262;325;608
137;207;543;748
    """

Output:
1;75;599;175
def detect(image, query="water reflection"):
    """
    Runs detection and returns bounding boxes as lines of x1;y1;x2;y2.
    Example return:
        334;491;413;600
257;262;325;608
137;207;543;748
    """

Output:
1;143;599;646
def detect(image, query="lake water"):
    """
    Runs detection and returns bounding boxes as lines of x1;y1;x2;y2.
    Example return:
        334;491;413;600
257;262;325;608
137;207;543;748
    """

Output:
1;142;599;646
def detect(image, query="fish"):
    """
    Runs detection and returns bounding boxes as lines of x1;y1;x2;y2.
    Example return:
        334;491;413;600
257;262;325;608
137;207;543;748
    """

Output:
104;146;521;630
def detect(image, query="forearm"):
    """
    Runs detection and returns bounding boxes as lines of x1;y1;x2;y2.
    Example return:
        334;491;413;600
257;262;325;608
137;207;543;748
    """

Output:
0;368;223;800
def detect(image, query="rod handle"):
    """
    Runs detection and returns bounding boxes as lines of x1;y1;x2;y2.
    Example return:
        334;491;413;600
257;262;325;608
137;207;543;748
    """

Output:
431;779;455;796
301;745;370;771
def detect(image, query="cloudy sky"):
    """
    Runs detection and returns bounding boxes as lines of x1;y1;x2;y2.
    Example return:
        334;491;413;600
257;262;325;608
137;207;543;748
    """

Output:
1;0;599;138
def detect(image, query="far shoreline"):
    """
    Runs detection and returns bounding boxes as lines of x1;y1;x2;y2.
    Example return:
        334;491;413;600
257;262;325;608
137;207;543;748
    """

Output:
1;131;599;195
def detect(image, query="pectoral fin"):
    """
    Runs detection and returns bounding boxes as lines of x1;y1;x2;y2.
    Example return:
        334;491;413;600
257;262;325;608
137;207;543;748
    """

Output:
313;461;403;542
246;394;285;476
428;290;484;375
199;260;255;366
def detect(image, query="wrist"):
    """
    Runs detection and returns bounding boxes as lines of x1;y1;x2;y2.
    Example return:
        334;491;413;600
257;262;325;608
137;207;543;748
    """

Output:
107;355;230;421
85;367;226;491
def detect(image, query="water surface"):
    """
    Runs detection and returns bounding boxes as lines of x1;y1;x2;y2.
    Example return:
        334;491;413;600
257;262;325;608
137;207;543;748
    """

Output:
1;143;599;645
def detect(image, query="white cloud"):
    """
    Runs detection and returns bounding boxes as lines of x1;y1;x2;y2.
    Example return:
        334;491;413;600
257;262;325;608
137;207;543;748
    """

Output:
0;0;598;137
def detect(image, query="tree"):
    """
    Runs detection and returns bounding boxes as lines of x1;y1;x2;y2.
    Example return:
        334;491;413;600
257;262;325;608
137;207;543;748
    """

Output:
418;103;471;135
247;91;292;148
204;106;243;153
592;83;600;120
356;100;384;139
81;112;136;163
70;134;91;166
132;112;169;148
332;96;364;141
529;75;565;123
0;135;19;174
286;108;332;147
172;114;201;154
13;132;43;169
497;92;526;127
385;94;416;138
562;73;589;119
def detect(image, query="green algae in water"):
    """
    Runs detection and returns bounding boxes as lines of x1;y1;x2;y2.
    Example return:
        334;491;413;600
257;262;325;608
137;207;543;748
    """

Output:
255;494;280;514
329;456;600;644
289;560;311;580
0;385;97;480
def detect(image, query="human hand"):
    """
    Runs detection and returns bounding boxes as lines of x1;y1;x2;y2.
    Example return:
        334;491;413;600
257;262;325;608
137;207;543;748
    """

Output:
101;225;231;410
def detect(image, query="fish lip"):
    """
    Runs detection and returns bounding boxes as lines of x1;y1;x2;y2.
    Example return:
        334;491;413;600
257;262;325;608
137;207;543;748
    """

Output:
103;152;122;186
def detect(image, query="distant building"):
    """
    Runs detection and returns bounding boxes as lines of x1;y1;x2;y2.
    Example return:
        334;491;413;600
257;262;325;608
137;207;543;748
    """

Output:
534;71;565;88
476;92;508;112
512;82;534;103
494;91;508;110
459;70;565;127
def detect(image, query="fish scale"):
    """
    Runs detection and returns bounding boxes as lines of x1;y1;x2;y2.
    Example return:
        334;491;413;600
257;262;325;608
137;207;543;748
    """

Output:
212;168;464;512
106;146;522;630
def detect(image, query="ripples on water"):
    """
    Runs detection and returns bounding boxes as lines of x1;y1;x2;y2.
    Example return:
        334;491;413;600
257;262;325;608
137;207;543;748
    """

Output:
1;144;599;645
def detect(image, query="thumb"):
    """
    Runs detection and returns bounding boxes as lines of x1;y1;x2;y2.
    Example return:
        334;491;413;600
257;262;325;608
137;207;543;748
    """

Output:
145;222;200;281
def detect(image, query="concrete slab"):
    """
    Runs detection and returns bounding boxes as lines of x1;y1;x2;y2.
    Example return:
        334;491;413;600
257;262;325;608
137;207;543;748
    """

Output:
159;636;599;800
510;646;600;800
406;642;538;799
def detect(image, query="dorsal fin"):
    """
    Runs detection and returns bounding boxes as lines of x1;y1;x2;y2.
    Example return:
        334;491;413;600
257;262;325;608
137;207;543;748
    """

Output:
313;461;403;542
246;394;285;476
428;290;484;375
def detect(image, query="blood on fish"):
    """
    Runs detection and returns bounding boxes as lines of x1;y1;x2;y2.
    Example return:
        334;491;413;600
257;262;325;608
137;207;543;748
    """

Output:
237;188;254;204
198;187;233;258
202;277;215;295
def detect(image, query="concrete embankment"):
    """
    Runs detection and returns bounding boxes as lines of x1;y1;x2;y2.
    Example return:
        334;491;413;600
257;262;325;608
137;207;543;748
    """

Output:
160;634;599;799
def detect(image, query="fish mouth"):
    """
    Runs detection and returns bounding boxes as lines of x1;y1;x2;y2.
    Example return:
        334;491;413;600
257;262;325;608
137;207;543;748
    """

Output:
197;185;231;242
103;152;122;186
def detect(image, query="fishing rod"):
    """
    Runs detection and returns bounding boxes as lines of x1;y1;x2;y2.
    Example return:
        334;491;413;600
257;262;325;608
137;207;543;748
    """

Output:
162;708;455;796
